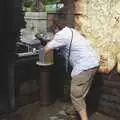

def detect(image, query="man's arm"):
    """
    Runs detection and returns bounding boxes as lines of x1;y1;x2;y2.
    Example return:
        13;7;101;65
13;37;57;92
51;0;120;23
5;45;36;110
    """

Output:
44;44;53;55
44;31;67;54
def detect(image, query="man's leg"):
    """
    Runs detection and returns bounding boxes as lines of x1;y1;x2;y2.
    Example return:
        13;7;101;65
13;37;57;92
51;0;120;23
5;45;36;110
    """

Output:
79;107;88;120
72;96;88;120
71;68;97;120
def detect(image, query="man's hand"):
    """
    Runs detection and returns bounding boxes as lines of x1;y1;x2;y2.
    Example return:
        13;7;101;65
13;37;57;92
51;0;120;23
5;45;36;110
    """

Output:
44;44;52;55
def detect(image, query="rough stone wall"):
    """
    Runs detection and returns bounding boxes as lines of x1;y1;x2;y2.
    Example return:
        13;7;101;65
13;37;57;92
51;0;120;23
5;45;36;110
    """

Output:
74;0;120;73
74;0;120;118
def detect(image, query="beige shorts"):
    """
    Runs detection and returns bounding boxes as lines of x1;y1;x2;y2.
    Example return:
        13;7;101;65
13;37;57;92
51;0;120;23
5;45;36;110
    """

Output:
70;67;97;111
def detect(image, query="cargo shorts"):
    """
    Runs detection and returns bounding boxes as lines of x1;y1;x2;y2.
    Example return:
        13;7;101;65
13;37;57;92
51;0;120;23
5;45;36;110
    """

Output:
70;67;97;111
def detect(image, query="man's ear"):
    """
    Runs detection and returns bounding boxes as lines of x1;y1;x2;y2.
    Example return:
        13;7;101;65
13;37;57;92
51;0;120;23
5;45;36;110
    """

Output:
54;27;59;33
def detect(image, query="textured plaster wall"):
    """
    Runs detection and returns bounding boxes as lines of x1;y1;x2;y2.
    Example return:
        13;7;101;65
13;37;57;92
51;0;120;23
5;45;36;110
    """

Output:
74;0;120;73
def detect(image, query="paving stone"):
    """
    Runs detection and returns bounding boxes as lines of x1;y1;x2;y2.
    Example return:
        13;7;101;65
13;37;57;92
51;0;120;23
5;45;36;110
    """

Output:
58;110;66;116
3;100;115;120
58;119;65;120
48;116;59;120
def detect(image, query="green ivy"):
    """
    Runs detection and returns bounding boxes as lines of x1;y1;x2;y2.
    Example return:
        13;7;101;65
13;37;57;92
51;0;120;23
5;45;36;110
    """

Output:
43;0;61;5
22;0;33;8
21;0;63;12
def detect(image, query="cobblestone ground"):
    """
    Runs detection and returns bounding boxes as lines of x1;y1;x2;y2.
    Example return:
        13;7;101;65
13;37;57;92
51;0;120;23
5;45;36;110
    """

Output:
0;101;116;120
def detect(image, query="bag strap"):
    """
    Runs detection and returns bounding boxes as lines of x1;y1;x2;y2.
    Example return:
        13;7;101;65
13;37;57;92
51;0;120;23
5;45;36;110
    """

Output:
66;28;73;73
63;28;73;101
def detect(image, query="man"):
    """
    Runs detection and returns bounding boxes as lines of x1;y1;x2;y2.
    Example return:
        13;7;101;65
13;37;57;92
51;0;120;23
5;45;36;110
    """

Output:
44;15;100;120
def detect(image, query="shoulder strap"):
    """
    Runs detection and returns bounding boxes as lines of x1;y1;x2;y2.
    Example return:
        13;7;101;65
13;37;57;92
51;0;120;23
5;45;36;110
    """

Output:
66;28;73;72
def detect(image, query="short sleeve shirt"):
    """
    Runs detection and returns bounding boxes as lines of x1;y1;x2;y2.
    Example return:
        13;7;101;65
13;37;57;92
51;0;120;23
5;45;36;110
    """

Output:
46;26;100;77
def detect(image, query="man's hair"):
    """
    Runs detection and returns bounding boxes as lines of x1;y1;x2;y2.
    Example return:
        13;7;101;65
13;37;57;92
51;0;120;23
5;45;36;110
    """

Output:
51;7;74;32
52;12;67;31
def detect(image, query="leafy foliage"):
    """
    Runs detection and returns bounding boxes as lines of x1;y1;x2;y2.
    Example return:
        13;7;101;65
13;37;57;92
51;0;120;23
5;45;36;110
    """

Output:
21;0;63;12
43;0;61;5
22;0;33;8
